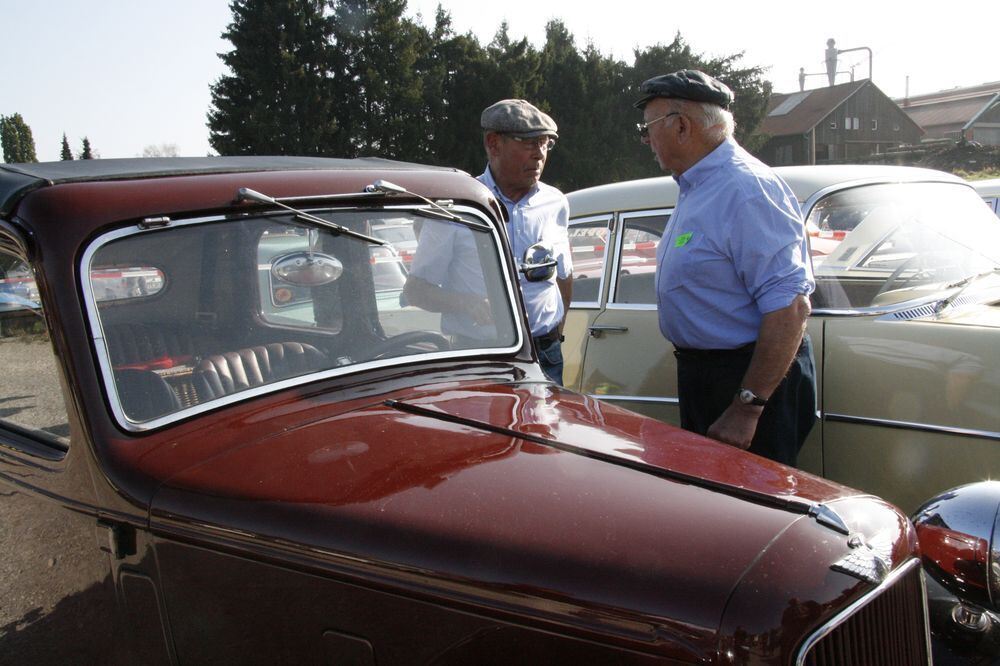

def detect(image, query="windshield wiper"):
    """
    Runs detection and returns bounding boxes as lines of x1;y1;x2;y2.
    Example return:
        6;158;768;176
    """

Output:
365;180;491;231
237;188;388;246
935;267;1000;313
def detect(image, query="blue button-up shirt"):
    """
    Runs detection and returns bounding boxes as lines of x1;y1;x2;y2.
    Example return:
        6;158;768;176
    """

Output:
478;167;571;337
656;138;814;350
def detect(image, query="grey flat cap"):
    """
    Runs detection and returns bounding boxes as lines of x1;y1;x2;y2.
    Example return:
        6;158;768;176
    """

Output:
481;99;558;138
633;70;734;109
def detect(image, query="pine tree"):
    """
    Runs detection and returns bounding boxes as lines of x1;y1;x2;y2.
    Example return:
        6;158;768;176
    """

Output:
328;0;432;159
80;137;94;159
208;0;340;155
0;113;39;163
61;134;74;160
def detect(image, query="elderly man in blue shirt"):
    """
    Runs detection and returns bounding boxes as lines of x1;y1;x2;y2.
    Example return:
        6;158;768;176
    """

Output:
635;70;816;466
404;99;572;384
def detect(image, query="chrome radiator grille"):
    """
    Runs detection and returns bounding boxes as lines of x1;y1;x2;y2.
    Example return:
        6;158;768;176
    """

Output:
799;559;930;665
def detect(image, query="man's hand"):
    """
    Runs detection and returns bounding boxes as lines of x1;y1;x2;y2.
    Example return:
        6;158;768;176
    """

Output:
464;294;493;326
709;295;811;449
707;401;763;450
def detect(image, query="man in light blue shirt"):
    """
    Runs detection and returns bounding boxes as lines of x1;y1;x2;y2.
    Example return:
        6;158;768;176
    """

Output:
635;70;816;466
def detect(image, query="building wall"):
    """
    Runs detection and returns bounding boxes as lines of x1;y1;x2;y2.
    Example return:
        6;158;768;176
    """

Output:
969;102;1000;146
813;85;922;160
758;85;923;166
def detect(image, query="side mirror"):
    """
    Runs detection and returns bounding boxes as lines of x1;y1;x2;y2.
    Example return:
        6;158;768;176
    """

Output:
913;481;1000;612
519;242;557;282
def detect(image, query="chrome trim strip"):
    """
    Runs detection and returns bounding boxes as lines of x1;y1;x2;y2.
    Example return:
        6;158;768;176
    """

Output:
80;205;524;433
825;413;1000;441
810;292;955;318
794;558;929;666
586;394;679;405
605;303;657;311
800;177;965;218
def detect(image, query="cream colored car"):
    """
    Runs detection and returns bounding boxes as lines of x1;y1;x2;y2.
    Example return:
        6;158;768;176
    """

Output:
564;165;1000;512
972;177;1000;215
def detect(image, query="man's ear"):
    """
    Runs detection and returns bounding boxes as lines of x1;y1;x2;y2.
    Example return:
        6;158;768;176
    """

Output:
674;114;692;145
484;131;501;156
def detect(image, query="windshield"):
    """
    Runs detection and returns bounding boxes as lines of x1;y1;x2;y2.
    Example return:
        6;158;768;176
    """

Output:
807;182;1000;309
85;208;519;428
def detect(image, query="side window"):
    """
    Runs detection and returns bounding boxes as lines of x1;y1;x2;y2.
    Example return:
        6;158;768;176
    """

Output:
613;213;669;305
568;217;611;305
0;254;69;445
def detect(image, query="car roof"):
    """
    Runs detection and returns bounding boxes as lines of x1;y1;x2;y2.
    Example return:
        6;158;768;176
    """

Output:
567;164;966;218
0;156;460;217
971;177;1000;196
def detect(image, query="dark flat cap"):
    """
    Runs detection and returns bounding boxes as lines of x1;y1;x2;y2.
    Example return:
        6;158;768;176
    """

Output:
633;70;734;109
481;99;558;138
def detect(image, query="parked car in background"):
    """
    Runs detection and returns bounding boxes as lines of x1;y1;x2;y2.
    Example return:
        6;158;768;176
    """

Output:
564;166;1000;515
0;157;933;664
371;218;419;266
972;177;1000;216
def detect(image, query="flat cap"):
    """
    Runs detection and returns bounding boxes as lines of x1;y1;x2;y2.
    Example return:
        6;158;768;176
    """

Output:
481;99;558;138
633;70;734;109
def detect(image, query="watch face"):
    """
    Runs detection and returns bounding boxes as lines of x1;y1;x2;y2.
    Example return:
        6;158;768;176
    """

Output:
738;389;765;405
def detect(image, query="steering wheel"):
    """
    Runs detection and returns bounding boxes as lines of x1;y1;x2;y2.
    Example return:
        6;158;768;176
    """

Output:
367;330;452;360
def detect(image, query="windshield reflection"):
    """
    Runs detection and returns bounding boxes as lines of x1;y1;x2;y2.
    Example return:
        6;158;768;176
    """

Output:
807;182;1000;309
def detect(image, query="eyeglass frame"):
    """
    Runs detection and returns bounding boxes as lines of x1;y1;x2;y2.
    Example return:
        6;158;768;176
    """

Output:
504;134;557;151
636;112;680;138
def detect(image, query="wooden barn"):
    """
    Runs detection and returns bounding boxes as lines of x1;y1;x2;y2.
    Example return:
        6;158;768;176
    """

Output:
756;80;923;166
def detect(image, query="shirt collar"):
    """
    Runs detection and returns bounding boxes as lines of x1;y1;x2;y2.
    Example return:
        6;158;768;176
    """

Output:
676;137;737;192
480;165;539;206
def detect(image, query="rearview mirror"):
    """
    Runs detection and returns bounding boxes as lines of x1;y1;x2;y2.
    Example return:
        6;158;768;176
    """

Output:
270;251;343;287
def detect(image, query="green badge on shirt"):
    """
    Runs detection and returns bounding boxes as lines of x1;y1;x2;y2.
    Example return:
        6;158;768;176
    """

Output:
675;232;693;248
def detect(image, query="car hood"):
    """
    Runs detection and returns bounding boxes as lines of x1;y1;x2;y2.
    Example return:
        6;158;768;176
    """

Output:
149;380;887;657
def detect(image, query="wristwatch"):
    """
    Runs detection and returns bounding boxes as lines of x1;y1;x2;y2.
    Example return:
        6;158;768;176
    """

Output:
737;388;768;407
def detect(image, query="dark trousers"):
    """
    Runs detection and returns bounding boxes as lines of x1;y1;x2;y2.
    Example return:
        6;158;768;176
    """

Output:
674;336;816;467
535;336;564;385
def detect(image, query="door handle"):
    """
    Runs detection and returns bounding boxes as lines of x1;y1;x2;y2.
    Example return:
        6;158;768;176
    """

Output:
588;325;629;338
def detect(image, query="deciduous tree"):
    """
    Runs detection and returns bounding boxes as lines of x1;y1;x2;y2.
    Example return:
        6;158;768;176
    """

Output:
206;3;771;189
1;114;38;163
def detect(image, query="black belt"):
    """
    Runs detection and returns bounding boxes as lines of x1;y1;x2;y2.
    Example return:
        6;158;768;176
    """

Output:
673;342;756;359
533;328;563;345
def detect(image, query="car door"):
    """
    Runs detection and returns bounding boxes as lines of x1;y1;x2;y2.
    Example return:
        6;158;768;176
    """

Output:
571;210;681;424
0;238;132;663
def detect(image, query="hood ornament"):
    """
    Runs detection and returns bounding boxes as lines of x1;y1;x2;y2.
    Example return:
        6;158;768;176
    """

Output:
831;532;893;585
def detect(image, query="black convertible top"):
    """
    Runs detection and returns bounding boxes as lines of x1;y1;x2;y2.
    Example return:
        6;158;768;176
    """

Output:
0;156;459;216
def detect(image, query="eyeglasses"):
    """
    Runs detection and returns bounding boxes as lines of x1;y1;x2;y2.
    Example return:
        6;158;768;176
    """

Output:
636;112;679;138
506;135;556;151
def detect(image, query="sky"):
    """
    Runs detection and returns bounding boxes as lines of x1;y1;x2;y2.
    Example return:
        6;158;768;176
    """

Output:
3;0;997;162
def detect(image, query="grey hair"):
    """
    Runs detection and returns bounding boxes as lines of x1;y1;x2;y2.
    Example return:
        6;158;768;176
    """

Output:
667;99;735;142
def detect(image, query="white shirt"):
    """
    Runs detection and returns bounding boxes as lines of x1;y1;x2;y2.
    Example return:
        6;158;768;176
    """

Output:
478;167;572;337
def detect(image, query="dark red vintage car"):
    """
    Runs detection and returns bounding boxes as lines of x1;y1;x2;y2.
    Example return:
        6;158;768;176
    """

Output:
0;158;931;664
